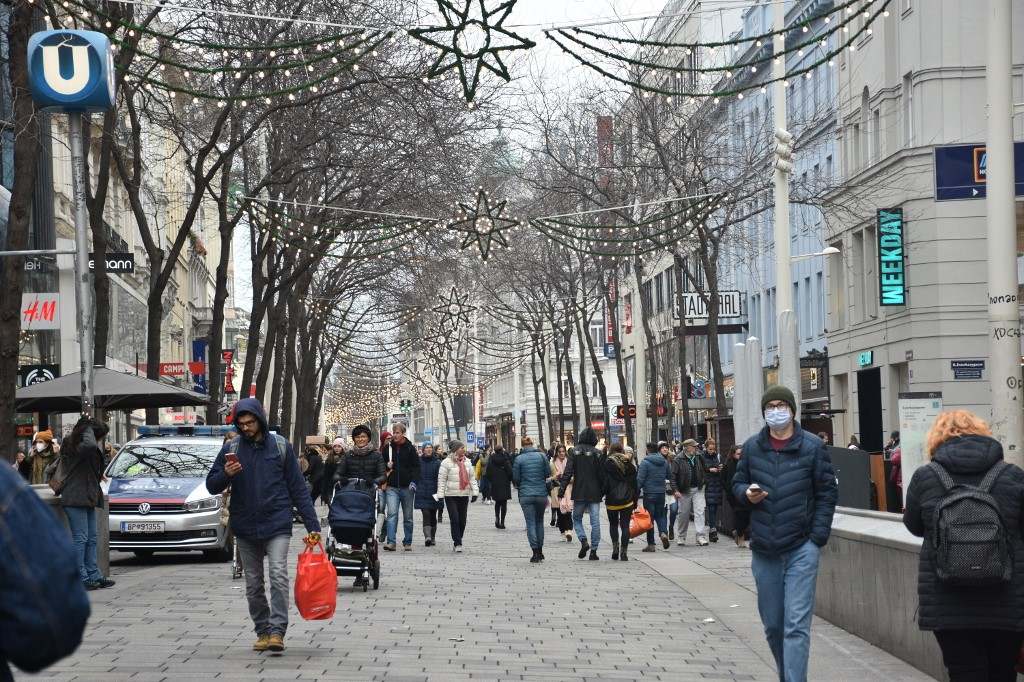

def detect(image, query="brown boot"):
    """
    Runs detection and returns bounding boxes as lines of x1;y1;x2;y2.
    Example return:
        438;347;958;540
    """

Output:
267;634;285;653
252;634;271;652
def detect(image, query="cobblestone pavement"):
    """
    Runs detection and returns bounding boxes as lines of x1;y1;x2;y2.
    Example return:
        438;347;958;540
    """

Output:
21;500;935;682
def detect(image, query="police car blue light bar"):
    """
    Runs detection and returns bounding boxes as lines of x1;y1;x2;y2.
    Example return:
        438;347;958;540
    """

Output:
137;425;238;437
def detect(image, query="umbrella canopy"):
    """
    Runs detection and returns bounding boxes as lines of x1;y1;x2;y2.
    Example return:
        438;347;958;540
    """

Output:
16;367;210;413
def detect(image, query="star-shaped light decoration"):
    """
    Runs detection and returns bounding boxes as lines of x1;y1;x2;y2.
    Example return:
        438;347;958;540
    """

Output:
409;0;536;103
447;187;518;260
431;286;477;329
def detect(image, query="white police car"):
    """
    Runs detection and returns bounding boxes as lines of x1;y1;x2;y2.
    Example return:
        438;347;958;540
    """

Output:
104;426;234;560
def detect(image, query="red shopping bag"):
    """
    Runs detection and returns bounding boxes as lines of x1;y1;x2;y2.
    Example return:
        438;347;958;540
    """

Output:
629;507;653;539
294;542;337;620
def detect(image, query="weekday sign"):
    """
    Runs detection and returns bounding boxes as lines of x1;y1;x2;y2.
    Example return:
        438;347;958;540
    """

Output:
878;208;906;306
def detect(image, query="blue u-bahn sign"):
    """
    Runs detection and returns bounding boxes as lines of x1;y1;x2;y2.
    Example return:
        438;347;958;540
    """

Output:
934;142;1024;201
27;30;115;111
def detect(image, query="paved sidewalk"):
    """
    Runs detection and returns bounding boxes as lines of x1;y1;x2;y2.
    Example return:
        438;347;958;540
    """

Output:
20;500;935;681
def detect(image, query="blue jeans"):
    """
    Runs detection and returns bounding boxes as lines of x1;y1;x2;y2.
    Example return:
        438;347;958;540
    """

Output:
384;487;415;546
236;534;291;636
643;495;667;545
572;501;601;549
518;496;548;550
65;506;102;583
751;540;821;682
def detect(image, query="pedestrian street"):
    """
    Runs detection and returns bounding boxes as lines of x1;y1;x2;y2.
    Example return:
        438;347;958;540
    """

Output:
23;503;934;682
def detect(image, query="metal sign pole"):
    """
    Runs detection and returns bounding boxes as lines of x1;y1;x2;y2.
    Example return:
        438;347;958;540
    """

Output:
68;112;95;416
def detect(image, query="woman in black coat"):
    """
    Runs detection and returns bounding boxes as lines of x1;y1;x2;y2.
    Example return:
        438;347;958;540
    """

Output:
486;447;514;529
57;417;115;590
903;410;1024;682
721;445;749;548
701;438;724;542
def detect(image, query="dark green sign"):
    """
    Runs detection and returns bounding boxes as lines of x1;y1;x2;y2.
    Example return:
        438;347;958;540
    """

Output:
878;208;906;306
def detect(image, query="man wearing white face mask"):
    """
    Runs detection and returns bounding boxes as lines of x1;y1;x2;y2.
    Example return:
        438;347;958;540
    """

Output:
732;385;838;682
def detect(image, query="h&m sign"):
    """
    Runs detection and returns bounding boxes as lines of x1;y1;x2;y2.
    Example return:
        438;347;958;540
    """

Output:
877;208;906;306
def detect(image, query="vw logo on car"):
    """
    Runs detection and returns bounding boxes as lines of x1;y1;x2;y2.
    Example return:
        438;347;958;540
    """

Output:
137;502;151;515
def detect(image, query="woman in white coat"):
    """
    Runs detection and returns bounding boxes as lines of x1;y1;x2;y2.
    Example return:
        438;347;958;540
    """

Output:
436;440;479;552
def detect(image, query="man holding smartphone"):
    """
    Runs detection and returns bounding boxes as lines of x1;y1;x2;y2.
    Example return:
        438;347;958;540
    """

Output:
732;385;838;682
207;398;321;655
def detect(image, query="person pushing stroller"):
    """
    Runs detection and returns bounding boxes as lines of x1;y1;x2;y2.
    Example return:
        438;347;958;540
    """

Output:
329;425;387;588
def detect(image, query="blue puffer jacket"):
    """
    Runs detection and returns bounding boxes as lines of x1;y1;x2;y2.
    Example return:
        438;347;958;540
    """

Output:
732;424;838;556
513;447;551;498
414;455;442;510
206;398;320;541
637;452;668;499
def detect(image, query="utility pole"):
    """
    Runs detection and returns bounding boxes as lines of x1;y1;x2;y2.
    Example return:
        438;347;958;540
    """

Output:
985;0;1022;466
771;4;802;411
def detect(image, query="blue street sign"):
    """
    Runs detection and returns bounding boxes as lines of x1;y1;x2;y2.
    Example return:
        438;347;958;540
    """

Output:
934;142;1024;201
604;342;616;358
424;427;433;436
466;431;475;444
28;30;116;112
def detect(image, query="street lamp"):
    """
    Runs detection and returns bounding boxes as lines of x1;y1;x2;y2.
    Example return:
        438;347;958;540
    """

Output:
791;246;841;262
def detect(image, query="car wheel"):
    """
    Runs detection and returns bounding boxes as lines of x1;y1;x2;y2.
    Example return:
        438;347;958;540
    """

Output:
204;532;234;562
133;550;154;559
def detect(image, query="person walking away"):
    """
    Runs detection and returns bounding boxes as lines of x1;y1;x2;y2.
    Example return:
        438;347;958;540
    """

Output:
665;444;678;539
55;417;116;591
486;446;514;528
434;447;446;523
206;398;321;654
436;440;478;552
414;444;442;546
732;385;838;682
702;438;724;543
722;445;750;548
637;442;672;552
380;422;420;551
673;439;708;546
321;438;344;506
0;460;91;679
558;428;605;560
304;445;324;505
902;410;1024;682
603;443;638;561
476;449;492;503
512;436;551;563
28;429;57;485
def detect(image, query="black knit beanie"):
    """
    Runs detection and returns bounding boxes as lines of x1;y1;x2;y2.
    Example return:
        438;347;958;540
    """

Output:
761;385;797;415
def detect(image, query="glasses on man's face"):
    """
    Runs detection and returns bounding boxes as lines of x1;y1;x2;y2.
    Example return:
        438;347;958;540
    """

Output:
237;419;257;429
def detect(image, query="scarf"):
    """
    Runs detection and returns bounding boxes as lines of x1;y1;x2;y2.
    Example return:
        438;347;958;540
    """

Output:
608;451;631;475
350;444;374;457
456;454;470;490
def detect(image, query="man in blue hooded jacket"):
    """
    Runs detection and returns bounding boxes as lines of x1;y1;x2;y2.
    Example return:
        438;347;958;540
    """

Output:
207;398;321;654
732;385;838;682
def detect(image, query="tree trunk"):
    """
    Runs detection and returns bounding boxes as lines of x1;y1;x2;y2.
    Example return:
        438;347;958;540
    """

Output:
535;336;554;445
634;258;660;442
673;255;693;437
530;343;545;446
604;281;634;447
85;112;115;367
144;251;165;425
281;303;299;441
0;1;39;461
573;314;592;426
206;223;232;423
579;302;609;435
268;304;288;427
254;295;284;400
699;238;729;416
553;334;565;446
563;328;580;437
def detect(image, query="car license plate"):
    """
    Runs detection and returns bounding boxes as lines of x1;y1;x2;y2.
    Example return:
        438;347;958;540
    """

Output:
120;521;164;533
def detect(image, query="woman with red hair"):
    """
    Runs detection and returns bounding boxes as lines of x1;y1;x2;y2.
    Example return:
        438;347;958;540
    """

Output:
903;410;1024;681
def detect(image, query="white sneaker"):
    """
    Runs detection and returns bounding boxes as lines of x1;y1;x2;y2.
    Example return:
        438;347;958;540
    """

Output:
697;537;709;546
454;545;463;553
676;541;685;546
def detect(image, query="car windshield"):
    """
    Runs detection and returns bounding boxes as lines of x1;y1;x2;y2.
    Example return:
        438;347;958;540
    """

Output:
108;443;221;478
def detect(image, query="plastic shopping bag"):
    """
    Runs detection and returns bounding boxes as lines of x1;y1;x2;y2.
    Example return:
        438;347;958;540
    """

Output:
629;507;653;539
294;543;337;620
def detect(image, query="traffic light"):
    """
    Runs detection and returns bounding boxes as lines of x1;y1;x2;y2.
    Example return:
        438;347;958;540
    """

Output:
774;127;794;174
399;399;412;413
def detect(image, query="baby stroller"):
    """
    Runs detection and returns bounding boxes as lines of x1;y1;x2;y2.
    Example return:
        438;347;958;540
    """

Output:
325;478;381;592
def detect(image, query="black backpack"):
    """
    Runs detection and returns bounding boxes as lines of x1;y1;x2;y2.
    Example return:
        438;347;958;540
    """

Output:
928;460;1013;586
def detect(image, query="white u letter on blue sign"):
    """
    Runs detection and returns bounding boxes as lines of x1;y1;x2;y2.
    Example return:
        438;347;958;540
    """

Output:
41;44;90;96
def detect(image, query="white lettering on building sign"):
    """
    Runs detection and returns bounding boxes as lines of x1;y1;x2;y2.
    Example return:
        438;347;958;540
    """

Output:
680;291;742;321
